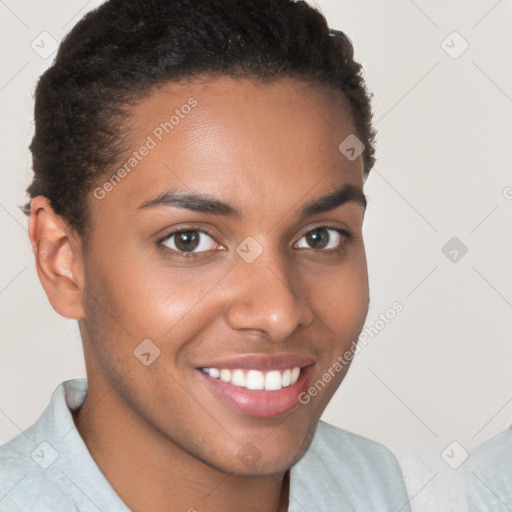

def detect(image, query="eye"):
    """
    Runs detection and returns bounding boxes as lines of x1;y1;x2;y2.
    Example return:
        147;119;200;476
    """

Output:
295;227;350;251
160;229;220;254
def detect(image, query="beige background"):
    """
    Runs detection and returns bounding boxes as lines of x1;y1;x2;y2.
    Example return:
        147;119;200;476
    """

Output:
1;1;511;510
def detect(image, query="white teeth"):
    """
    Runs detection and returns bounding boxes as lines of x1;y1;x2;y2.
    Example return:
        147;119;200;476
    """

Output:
265;370;282;391
246;370;265;390
220;369;231;382
202;366;302;391
208;368;220;379
282;369;292;387
231;369;246;387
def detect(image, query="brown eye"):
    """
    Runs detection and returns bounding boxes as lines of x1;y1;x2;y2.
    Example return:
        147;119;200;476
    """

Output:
161;230;218;253
305;228;330;249
174;231;199;251
295;227;346;251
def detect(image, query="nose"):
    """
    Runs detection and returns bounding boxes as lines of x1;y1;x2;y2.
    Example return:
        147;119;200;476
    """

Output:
224;249;315;341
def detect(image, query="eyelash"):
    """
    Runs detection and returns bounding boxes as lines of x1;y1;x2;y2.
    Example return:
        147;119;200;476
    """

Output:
156;225;353;261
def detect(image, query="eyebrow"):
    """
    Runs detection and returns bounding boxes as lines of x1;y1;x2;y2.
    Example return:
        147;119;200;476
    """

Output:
300;184;366;216
137;183;366;217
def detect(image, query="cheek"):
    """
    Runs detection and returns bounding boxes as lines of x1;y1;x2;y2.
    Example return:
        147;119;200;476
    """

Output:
308;248;369;335
84;245;230;343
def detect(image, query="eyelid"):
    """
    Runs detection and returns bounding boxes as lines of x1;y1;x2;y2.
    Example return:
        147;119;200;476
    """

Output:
293;226;351;252
157;225;220;244
294;222;352;244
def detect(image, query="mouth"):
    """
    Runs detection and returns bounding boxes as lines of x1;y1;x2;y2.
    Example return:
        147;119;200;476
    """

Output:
195;354;315;418
200;366;301;391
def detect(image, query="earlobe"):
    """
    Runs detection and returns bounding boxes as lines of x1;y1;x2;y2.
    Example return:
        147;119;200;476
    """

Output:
29;196;85;320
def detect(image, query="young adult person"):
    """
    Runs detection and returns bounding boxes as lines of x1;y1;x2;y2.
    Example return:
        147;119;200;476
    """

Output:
0;1;411;510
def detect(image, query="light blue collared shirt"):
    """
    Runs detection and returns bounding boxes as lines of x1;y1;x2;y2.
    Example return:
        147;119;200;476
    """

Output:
465;426;512;511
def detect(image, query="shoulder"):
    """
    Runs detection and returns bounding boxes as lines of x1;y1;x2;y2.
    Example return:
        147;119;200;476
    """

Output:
0;426;39;495
311;420;402;465
0;440;75;511
465;426;512;512
468;426;512;463
0;380;86;511
290;420;410;511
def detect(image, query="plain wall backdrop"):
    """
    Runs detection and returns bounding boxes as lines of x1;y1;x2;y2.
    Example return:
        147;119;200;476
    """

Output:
0;1;511;511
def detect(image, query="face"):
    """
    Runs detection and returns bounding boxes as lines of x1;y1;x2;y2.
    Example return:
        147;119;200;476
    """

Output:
79;76;369;476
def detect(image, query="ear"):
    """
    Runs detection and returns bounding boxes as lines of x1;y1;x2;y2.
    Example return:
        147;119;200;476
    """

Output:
28;196;86;320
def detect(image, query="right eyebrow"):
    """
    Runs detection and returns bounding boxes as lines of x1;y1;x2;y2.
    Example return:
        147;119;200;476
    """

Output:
137;190;242;217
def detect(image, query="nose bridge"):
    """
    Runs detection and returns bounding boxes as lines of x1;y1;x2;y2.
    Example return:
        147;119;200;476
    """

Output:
225;241;314;340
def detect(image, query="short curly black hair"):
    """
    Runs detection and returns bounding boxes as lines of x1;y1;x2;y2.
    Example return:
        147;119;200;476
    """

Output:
24;0;376;241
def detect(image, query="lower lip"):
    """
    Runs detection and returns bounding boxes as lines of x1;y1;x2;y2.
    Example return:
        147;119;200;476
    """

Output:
198;366;314;418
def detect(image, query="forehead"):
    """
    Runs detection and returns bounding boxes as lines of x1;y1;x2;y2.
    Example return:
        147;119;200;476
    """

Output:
90;76;363;222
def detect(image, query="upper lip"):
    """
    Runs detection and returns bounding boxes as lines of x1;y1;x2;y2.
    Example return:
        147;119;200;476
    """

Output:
196;353;315;371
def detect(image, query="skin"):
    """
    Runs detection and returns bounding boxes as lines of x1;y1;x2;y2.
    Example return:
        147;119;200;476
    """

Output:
29;76;369;512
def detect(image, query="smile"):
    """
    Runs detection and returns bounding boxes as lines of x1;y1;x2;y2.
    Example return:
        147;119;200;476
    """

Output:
197;357;315;417
201;367;301;391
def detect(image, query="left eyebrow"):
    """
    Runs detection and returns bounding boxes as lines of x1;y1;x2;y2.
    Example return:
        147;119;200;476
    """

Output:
137;183;366;217
298;184;367;217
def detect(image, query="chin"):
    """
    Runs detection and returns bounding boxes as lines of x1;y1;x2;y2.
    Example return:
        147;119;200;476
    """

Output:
212;449;305;477
212;428;316;477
